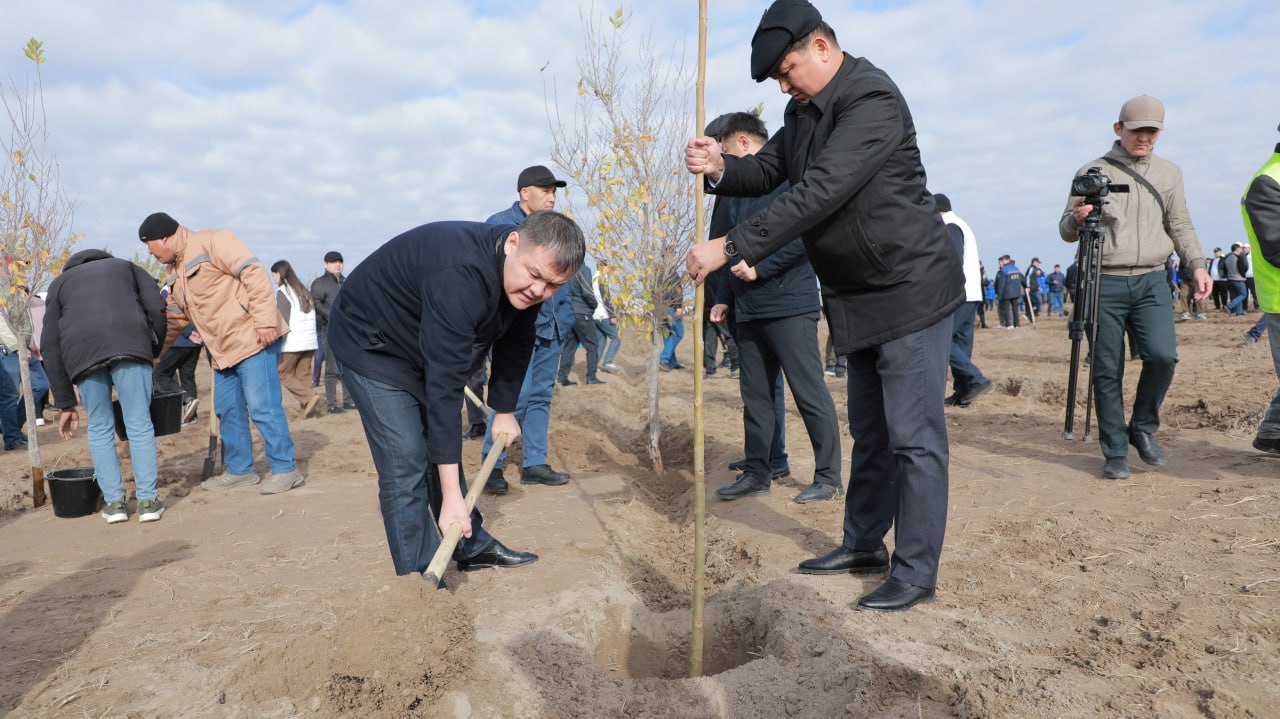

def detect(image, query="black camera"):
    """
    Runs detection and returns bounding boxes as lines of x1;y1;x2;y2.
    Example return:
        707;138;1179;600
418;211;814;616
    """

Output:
1071;167;1128;198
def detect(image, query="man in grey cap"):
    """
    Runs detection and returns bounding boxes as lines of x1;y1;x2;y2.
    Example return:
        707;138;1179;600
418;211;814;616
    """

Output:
685;0;963;611
1060;95;1210;480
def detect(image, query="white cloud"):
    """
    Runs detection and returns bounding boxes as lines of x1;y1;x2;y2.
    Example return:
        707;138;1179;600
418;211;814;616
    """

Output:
1;0;1277;280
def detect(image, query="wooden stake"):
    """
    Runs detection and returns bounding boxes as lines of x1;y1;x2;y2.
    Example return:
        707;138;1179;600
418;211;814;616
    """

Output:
690;0;708;679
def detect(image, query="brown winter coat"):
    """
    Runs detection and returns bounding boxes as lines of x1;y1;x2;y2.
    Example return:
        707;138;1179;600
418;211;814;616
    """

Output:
162;226;288;369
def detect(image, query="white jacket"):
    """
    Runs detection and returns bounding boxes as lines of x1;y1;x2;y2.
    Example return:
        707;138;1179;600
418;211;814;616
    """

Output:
278;286;318;353
942;211;982;302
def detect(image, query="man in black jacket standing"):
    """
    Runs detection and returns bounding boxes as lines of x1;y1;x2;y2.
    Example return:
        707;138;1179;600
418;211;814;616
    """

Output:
328;212;584;583
310;251;353;413
708;111;841;504
556;263;604;385
685;0;963;611
42;250;168;524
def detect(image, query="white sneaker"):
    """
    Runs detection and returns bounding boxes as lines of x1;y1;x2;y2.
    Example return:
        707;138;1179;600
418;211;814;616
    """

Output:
260;470;304;494
137;498;165;523
101;500;129;524
35;418;45;427
182;398;199;423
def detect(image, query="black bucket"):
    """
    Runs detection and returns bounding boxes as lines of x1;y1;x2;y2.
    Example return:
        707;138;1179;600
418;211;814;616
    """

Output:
46;468;101;518
114;392;184;441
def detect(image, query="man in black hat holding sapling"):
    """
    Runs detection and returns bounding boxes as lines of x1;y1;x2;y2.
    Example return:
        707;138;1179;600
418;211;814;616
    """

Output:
685;0;963;611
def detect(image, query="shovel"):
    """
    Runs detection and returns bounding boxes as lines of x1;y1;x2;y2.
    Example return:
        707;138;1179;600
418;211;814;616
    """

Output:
423;431;507;587
200;360;220;480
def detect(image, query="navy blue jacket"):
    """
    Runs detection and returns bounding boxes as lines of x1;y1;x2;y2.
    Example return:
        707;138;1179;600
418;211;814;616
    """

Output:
995;264;1024;300
715;183;820;322
327;221;540;464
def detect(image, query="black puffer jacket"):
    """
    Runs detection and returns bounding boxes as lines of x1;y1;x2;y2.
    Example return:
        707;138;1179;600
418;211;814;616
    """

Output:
41;250;166;409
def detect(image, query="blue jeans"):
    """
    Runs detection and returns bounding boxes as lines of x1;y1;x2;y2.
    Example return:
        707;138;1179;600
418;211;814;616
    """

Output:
0;350;50;432
660;311;684;366
948;302;987;396
1048;290;1066;316
1228;280;1248;315
483;336;561;469
595;319;622;366
0;353;21;448
1248;313;1268;340
77;361;159;503
344;368;494;576
214;341;296;475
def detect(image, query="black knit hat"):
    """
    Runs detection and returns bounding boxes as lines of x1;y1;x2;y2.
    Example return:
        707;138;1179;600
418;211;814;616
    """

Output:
750;0;823;83
933;193;952;213
138;212;179;242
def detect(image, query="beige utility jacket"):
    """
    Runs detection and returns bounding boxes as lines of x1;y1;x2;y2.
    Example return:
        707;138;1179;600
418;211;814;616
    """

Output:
163;226;288;369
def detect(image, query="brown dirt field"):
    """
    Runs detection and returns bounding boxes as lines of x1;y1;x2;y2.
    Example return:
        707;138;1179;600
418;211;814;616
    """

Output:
1;312;1277;718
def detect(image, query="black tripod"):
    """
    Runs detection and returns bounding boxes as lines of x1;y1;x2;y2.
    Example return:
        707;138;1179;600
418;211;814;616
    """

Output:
1062;182;1126;441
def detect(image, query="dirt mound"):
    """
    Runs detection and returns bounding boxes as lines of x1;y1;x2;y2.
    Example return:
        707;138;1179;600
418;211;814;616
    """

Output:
226;578;475;717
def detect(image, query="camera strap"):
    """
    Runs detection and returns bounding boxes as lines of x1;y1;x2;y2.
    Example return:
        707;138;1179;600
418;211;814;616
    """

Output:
1102;157;1170;231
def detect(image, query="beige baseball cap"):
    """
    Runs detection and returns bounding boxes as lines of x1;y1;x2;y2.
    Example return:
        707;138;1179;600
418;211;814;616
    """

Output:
1118;95;1164;130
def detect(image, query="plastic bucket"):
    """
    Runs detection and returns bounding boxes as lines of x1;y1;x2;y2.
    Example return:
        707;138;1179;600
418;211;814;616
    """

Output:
46;468;101;518
114;392;184;441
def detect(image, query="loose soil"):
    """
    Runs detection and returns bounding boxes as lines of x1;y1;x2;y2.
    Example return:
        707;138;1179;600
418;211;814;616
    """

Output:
1;313;1276;718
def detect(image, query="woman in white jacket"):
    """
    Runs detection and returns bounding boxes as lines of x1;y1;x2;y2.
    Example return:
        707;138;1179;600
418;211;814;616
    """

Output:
271;260;320;417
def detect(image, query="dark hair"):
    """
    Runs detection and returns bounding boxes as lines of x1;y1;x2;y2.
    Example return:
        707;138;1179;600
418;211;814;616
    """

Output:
519;211;586;275
785;21;839;56
933;193;952;213
717;112;769;144
271;259;313;313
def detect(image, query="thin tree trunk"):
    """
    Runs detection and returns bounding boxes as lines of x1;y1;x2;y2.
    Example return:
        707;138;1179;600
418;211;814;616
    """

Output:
17;344;45;507
646;314;664;475
689;0;708;679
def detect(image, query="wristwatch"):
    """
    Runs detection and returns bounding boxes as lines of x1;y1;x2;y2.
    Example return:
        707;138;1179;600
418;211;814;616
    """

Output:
723;239;739;258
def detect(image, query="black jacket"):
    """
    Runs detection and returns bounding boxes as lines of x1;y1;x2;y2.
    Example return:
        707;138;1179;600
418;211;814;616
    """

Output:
567;264;598;317
327;221;539;465
715;183;820;323
711;53;963;353
41;250;166;410
310;270;343;329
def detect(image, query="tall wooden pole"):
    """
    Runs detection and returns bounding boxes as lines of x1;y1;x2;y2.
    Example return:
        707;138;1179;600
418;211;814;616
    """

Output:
690;0;708;679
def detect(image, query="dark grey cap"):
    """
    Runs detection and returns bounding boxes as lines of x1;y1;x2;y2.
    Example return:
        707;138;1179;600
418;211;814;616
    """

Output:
750;0;823;83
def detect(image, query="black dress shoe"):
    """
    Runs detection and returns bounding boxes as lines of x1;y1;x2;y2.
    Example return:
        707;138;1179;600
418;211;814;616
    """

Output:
585;377;606;385
958;379;993;405
558;378;578;386
1253;436;1280;455
342;400;357;410
856;577;936;611
726;459;790;480
484;468;510;495
794;482;842;504
521;464;570;486
715;473;770;500
1102;456;1130;480
326;404;345;414
1128;429;1167;466
456;540;538;571
463;423;487;440
797;545;889;575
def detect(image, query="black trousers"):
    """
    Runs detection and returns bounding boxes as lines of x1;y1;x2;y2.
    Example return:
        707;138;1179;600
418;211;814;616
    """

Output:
704;318;738;372
153;345;200;401
842;314;951;588
736;312;841;487
558;314;601;382
998;298;1020;327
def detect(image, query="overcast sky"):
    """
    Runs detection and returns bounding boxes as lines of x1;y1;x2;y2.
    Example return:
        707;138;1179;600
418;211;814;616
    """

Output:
3;0;1278;281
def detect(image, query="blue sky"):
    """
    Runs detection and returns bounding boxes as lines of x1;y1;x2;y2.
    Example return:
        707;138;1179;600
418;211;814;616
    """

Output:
3;0;1278;281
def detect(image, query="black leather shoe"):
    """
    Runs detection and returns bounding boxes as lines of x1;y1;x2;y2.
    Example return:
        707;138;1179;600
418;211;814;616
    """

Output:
484;468;509;495
558;378;578;386
726;459;790;480
1102;457;1130;480
715;473;770;500
943;392;961;407
326;404;345;414
1252;436;1280;455
958;379;993;405
456;540;538;571
1128;429;1167;466
794;482;842;504
797;545;889;575
585;377;606;385
463;423;487;440
342;400;356;409
856;577;936;611
521;464;570;486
